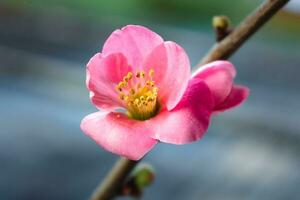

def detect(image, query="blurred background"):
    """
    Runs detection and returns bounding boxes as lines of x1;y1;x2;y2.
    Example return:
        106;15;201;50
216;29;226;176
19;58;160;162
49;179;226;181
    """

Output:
1;0;300;199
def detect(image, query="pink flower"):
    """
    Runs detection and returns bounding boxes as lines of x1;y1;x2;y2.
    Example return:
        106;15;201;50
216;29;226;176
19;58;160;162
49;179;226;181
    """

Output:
81;25;249;160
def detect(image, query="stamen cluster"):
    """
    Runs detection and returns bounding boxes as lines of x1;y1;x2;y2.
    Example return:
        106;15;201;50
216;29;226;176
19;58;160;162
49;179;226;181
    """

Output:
116;69;159;120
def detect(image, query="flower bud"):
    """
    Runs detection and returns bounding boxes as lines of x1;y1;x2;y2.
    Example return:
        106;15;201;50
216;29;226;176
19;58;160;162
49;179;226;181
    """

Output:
121;163;155;198
212;15;230;30
212;15;232;42
133;163;155;190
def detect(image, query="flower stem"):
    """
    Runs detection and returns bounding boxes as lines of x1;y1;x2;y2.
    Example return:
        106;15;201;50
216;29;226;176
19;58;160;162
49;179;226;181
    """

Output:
89;158;139;200
90;0;289;199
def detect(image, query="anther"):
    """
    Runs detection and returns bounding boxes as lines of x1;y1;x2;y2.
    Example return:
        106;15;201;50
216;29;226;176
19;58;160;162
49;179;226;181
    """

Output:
127;72;133;79
130;88;135;95
134;99;140;106
118;81;126;88
149;69;154;77
136;72;141;78
123;76;129;82
146;96;153;102
116;85;122;91
124;96;129;102
119;93;125;100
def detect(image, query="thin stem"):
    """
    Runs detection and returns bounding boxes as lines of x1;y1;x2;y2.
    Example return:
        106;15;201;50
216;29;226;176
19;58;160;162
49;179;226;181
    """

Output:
198;0;289;66
90;0;289;199
89;158;139;200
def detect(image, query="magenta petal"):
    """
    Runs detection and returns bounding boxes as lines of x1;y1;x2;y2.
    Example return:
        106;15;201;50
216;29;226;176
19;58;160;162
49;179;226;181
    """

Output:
87;53;132;110
193;61;236;106
81;112;158;160
214;85;249;112
143;41;191;110
102;25;164;68
149;78;213;144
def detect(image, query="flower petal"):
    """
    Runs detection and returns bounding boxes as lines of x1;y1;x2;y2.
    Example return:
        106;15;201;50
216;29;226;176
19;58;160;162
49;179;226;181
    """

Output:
102;25;164;69
149;78;213;144
81;112;158;160
143;41;191;110
193;61;236;106
86;53;132;111
214;85;249;112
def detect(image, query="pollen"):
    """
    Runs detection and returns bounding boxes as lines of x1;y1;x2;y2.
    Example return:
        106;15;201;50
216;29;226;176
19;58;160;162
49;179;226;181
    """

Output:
116;69;159;120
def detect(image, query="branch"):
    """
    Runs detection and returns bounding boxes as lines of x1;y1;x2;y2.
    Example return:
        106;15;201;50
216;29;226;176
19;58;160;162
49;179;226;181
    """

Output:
90;0;289;199
199;0;289;66
89;158;139;200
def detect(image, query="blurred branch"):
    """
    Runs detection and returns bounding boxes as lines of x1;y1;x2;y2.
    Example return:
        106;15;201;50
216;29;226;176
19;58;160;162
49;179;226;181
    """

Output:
199;0;290;66
90;158;139;200
90;0;289;199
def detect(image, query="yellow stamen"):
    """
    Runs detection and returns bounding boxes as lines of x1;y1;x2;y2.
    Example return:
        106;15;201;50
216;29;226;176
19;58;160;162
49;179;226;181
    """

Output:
123;76;129;82
127;72;133;79
130;88;135;95
116;69;159;120
136;72;140;78
149;69;154;77
119;93;125;100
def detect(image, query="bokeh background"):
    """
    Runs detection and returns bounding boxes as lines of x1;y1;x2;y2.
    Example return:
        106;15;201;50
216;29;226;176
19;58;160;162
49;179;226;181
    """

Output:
1;0;300;199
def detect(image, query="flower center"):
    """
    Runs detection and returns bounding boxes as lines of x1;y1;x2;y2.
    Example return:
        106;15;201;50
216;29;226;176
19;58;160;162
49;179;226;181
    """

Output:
116;69;159;120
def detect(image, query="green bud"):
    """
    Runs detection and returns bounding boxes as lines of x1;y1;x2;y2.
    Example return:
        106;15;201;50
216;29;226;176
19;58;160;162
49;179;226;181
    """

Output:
212;15;230;29
132;163;155;190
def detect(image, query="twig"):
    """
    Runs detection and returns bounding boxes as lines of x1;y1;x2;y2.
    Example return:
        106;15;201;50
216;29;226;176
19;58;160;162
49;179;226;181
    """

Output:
90;0;289;199
89;158;139;200
199;0;289;66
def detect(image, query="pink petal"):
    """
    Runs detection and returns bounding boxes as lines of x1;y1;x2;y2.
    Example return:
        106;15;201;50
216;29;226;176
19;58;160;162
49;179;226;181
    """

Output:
81;112;158;160
143;41;191;110
148;78;214;144
102;25;164;69
214;85;249;112
193;61;236;106
87;53;132;110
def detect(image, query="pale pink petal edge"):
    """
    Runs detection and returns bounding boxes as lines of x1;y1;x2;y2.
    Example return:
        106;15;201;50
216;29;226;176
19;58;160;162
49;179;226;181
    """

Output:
81;112;158;160
214;85;249;112
102;25;164;69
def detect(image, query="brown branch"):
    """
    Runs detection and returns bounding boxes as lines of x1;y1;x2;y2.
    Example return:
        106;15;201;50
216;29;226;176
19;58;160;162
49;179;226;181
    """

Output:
199;0;289;66
89;158;139;200
89;0;289;199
